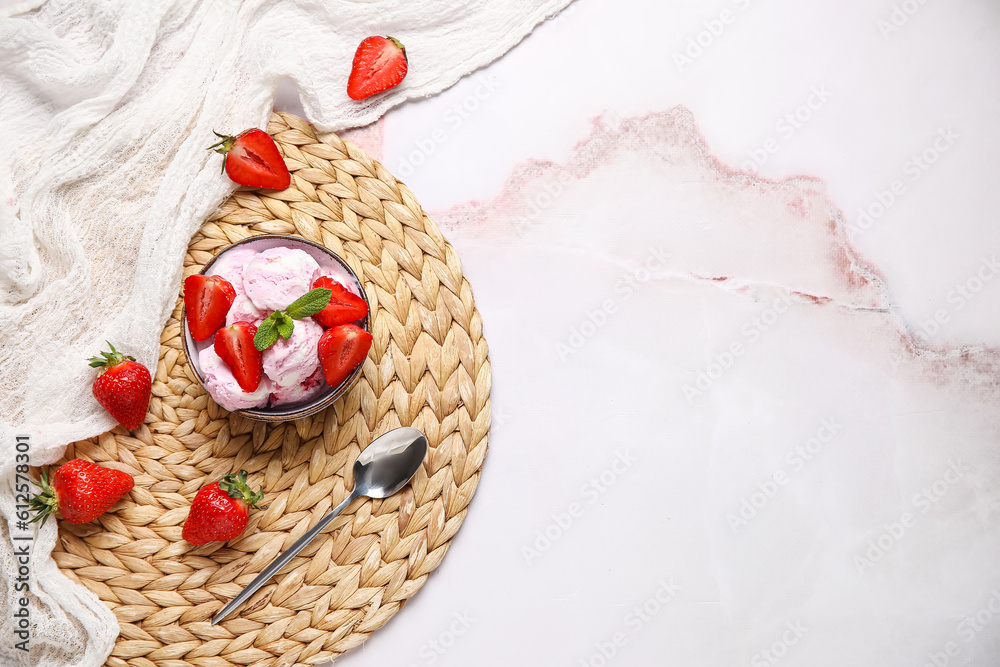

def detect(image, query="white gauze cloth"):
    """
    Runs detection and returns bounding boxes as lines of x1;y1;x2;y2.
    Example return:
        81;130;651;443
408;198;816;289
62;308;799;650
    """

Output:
0;0;570;664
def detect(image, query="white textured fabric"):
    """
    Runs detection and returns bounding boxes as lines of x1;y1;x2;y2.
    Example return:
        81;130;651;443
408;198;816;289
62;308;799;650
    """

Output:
0;0;570;664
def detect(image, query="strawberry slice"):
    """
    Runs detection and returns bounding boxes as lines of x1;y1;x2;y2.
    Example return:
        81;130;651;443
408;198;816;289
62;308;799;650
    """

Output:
214;322;263;392
347;36;408;101
208;128;291;190
317;323;372;388
311;276;369;328
184;274;236;341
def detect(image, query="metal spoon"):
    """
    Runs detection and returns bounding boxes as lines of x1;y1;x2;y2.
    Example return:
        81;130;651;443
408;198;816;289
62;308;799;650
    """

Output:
212;427;428;624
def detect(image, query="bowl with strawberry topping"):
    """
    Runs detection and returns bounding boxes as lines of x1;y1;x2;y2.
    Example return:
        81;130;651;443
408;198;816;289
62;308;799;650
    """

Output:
181;234;372;421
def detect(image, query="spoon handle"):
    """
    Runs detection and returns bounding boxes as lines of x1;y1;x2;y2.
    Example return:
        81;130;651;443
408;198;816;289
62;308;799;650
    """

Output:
212;487;361;624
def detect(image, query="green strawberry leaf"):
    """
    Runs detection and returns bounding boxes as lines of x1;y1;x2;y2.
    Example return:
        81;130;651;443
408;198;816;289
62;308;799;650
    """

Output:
254;316;279;351
276;314;294;340
87;341;133;368
286;288;332;319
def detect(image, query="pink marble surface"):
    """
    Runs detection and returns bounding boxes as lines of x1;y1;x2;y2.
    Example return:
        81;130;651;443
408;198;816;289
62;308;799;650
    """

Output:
304;2;1000;666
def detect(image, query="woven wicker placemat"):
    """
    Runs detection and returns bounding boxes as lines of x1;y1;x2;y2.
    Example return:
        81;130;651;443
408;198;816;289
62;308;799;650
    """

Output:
50;112;491;667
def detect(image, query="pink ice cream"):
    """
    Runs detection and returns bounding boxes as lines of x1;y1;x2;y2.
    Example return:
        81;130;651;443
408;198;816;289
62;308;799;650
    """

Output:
211;247;268;326
263;318;323;386
270;367;326;407
242;247;320;311
226;293;267;327
209;246;259;296
198;346;270;411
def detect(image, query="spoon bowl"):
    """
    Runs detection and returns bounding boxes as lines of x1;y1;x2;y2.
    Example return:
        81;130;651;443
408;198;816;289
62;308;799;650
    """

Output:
212;427;428;624
354;427;428;498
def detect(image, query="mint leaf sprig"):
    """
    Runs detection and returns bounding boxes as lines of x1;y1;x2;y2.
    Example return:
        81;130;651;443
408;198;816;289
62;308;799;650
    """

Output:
253;287;331;351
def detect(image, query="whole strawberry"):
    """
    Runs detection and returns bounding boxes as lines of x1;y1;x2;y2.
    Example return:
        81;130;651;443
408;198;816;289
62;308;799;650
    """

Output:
29;459;134;526
182;470;262;546
89;342;151;430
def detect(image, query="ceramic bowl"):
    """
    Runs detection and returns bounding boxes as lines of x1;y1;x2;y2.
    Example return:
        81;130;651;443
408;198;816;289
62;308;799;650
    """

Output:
181;234;369;422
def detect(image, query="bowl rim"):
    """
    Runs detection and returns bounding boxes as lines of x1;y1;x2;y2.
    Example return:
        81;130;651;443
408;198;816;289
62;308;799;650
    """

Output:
181;233;370;422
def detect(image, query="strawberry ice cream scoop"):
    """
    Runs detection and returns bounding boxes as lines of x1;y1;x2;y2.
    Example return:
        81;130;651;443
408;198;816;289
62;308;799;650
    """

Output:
209;247;259;296
199;347;270;411
263;318;324;386
270;367;326;407
243;247;320;311
226;293;267;327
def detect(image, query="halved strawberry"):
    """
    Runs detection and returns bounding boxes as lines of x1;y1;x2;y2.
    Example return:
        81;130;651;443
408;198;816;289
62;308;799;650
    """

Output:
184;274;236;341
311;276;369;328
317;323;372;388
208;128;291;190
347;36;408;101
214;322;263;392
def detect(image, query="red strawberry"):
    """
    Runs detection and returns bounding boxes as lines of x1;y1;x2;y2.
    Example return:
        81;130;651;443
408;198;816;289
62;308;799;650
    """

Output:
184;274;236;341
347;36;408;101
29;459;134;526
89;342;152;430
214;322;263;392
317;323;372;388
208;128;291;190
311;276;369;328
182;471;262;546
